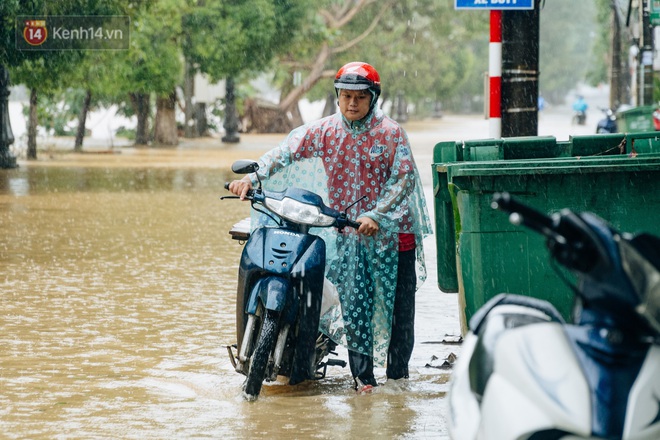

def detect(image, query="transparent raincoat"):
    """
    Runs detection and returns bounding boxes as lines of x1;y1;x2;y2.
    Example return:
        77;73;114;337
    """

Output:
250;108;433;366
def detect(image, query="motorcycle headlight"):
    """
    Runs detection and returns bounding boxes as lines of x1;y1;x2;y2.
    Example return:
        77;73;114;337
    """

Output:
264;197;336;227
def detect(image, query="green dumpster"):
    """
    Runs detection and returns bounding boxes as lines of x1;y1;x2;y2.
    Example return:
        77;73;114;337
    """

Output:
616;105;657;133
433;132;660;335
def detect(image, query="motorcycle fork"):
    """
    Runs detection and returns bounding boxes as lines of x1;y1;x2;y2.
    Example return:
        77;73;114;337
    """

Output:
269;323;290;381
233;304;290;380
238;313;259;364
234;305;265;373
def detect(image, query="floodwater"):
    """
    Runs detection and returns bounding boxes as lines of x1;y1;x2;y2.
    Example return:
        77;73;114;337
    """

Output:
0;103;598;439
0;141;461;439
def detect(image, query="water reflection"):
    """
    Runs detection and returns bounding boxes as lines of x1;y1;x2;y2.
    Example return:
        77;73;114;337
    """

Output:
0;164;457;439
0;166;236;195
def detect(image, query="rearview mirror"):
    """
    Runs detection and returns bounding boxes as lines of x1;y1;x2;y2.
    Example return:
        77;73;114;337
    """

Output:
231;160;259;174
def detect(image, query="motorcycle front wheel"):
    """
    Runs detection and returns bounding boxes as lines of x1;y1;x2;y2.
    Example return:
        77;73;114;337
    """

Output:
243;309;279;401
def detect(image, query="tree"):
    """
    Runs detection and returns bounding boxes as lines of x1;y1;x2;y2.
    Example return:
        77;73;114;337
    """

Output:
11;44;84;159
4;0;143;157
274;0;396;128
538;0;598;104
258;0;490;130
3;1;79;159
181;0;310;136
590;0;632;108
337;1;488;115
134;0;182;146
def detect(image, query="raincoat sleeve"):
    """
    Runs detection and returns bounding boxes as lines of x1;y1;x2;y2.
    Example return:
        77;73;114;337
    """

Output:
361;129;430;235
249;126;310;184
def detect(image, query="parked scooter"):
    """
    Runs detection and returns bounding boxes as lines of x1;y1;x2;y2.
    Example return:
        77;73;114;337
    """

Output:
448;192;660;439
222;159;357;401
596;107;617;133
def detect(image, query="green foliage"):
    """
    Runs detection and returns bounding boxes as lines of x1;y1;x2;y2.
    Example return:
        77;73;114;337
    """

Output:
114;125;136;139
104;0;183;97
0;0;20;65
7;0;145;97
538;0;598;103
2;0;614;126
22;88;89;136
182;0;309;80
587;0;613;87
281;0;489;113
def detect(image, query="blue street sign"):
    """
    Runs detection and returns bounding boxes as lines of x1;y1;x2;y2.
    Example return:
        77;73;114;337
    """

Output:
455;0;534;9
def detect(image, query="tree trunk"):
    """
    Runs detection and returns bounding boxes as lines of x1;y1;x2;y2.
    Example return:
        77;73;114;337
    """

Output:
279;44;331;115
221;77;240;143
394;91;408;122
610;1;620;109
27;88;38;160
277;71;303;129
74;89;92;152
153;90;178;146
129;92;150;146
194;102;208;136
0;65;17;169
183;59;195;138
322;92;336;118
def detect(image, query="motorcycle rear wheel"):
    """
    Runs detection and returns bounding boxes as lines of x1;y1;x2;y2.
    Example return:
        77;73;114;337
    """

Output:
243;309;279;401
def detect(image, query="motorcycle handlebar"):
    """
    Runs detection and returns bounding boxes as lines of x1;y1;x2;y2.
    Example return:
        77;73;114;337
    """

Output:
491;192;556;237
492;192;601;273
222;182;255;200
346;219;361;230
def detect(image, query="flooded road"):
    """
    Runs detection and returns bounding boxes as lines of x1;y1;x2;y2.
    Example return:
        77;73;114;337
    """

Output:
0;105;597;439
0;141;459;439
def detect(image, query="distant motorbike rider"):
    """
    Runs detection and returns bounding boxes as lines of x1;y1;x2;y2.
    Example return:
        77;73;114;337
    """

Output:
572;95;588;125
228;61;433;394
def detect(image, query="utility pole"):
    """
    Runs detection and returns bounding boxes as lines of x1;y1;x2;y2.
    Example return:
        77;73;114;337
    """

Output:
501;0;541;137
639;0;654;105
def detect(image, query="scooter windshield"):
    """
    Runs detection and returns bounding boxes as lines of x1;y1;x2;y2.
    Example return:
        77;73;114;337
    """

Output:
264;196;336;227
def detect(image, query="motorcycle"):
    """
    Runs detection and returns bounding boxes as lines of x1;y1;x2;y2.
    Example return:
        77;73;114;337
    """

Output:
448;192;660;439
572;109;587;125
222;159;357;401
596;107;617;134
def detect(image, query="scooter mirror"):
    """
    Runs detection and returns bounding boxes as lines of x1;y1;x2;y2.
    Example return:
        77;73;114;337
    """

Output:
231;160;260;174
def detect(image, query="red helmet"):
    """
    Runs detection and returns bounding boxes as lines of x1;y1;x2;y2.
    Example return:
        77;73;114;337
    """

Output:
334;61;381;98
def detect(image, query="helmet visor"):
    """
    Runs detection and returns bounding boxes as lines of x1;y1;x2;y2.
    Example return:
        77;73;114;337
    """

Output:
334;82;371;91
334;73;375;91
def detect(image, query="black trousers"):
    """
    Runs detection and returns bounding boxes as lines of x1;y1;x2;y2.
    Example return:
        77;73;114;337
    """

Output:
349;249;417;385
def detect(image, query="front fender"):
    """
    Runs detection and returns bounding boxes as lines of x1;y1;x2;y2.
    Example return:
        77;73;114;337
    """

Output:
247;276;292;315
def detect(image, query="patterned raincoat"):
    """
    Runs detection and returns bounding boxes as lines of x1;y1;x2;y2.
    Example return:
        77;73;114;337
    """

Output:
251;108;433;366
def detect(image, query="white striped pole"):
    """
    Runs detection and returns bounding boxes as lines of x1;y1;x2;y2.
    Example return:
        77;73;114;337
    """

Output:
489;10;502;139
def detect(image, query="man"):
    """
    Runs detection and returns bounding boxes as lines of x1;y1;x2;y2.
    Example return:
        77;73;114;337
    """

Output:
228;61;432;394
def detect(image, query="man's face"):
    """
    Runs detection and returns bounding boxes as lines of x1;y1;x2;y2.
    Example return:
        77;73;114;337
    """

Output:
338;89;371;122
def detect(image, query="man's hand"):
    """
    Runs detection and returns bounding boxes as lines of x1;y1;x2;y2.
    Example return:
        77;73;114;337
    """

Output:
357;216;379;237
228;176;253;200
